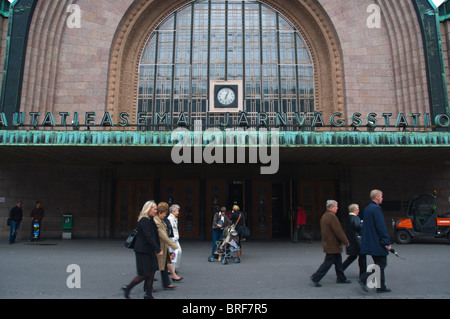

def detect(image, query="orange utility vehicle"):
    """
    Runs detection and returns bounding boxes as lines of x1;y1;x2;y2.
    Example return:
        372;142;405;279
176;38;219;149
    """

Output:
393;193;450;244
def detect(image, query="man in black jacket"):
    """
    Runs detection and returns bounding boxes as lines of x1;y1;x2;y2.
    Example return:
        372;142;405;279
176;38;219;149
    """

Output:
342;203;366;277
9;201;23;244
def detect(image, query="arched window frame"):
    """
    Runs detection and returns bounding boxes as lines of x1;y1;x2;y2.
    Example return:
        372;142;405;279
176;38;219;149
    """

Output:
137;0;315;130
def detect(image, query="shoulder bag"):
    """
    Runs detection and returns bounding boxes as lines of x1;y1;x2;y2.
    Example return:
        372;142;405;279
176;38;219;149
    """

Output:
123;228;138;249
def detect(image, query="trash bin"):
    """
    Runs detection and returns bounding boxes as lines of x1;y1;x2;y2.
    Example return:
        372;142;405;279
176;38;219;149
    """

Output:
63;215;73;239
63;215;73;229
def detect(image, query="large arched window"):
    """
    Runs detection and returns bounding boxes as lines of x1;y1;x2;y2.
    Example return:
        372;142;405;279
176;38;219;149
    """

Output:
138;0;314;129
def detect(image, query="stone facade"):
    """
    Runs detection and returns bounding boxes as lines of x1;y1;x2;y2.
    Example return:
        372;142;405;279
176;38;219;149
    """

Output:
15;0;435;127
0;0;449;240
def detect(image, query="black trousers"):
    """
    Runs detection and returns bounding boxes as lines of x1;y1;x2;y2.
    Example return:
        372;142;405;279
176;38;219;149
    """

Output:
342;254;367;277
160;264;171;287
311;253;347;283
359;255;387;290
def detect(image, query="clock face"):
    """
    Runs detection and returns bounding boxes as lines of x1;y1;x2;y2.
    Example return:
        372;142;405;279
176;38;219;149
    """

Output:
217;87;236;106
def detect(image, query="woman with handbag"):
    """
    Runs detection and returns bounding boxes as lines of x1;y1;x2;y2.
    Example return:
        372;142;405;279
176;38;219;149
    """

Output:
122;200;161;299
230;205;245;259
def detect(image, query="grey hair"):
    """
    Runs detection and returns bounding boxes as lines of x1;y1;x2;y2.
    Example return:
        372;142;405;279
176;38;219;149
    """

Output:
326;200;338;209
348;203;359;212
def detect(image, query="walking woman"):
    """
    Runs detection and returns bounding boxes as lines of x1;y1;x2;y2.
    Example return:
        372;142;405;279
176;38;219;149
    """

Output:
122;200;162;299
154;202;180;289
230;205;244;259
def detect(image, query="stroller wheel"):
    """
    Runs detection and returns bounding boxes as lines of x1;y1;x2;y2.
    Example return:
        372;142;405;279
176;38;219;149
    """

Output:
222;258;228;265
208;256;215;262
234;257;240;263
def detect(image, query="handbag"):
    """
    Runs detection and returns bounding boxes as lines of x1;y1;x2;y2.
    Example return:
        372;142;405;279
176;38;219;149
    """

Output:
123;228;138;249
235;211;251;239
6;217;11;227
240;225;251;239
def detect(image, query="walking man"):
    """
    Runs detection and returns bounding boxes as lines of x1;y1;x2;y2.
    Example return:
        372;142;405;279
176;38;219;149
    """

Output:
342;203;366;277
310;200;350;287
359;189;392;293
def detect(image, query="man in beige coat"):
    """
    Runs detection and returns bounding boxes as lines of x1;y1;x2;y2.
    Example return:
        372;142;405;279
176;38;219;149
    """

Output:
310;200;350;287
154;202;179;289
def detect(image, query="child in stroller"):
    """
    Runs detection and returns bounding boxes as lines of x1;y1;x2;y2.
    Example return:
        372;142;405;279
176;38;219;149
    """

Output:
210;226;241;264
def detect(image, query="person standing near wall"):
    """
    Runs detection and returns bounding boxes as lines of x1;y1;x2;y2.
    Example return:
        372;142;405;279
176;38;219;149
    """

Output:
30;201;44;242
296;204;312;243
9;201;23;245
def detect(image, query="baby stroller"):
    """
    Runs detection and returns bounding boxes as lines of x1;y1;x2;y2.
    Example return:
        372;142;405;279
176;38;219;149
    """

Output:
215;226;241;265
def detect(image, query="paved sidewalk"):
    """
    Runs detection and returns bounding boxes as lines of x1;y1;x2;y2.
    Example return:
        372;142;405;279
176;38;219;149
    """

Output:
0;238;449;299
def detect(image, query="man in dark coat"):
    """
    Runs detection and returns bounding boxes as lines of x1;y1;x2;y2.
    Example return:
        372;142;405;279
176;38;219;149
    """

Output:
310;200;350;287
342;203;366;277
359;189;392;293
9;201;23;244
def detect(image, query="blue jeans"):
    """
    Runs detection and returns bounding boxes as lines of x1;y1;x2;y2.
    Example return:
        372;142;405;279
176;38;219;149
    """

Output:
211;229;223;256
9;221;21;244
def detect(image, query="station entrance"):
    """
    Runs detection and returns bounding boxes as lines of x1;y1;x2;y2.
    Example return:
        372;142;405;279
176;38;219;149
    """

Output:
113;178;336;240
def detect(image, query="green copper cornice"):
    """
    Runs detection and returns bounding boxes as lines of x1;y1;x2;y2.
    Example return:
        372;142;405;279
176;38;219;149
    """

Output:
0;130;449;147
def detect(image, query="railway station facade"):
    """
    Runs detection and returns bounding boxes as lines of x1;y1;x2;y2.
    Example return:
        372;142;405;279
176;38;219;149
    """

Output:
1;0;450;241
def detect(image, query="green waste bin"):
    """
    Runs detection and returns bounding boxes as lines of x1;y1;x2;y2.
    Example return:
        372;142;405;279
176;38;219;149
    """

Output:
63;215;73;230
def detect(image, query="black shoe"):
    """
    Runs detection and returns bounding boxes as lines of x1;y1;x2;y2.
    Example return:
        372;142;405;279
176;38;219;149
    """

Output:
310;277;321;287
172;277;184;282
358;280;369;292
376;288;391;293
143;292;154;299
121;285;130;299
337;279;351;284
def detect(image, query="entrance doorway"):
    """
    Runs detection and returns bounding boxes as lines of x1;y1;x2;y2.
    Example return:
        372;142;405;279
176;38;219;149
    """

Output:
160;179;200;238
228;182;244;210
113;178;337;239
272;182;290;239
114;180;154;237
296;180;337;236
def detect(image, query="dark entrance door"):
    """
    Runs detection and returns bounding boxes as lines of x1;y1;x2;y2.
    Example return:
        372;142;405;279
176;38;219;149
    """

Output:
251;180;273;239
272;182;290;239
160;179;200;239
114;180;154;237
228;181;244;209
205;179;227;240
297;180;337;236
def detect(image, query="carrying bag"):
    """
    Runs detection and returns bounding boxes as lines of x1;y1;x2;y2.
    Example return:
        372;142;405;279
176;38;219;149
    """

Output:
235;211;251;239
123;228;138;249
240;225;251;239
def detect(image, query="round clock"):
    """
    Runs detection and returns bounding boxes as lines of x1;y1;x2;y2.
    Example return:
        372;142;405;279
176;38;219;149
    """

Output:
217;87;236;106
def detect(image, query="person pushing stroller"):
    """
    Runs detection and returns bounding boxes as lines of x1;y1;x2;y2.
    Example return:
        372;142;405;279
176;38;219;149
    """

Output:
210;207;231;261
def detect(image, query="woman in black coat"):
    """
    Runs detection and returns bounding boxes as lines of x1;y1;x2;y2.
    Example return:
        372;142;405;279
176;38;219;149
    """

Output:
342;204;366;277
230;205;244;259
122;200;163;299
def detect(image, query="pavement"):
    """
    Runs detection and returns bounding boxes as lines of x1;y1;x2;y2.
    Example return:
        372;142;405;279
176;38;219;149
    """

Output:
0;237;449;301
